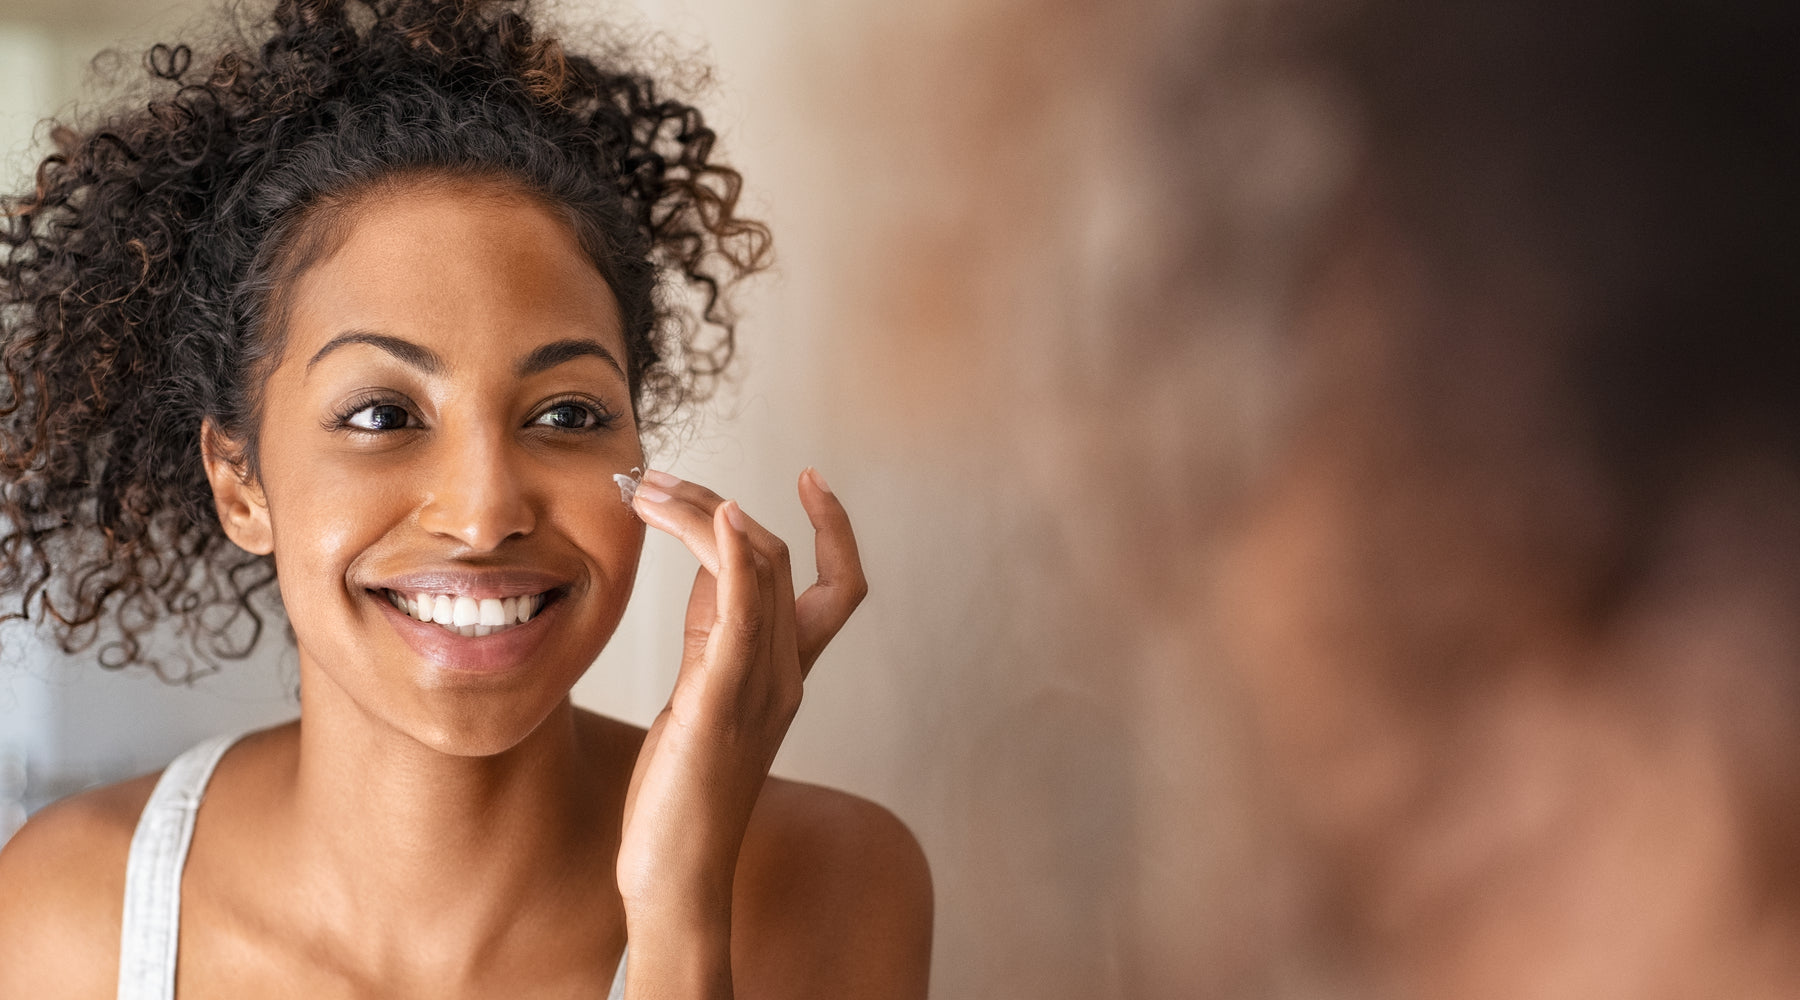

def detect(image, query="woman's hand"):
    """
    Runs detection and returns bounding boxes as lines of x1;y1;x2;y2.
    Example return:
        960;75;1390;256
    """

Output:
615;467;867;996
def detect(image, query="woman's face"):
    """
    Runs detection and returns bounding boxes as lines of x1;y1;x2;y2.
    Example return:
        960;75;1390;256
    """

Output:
226;178;646;755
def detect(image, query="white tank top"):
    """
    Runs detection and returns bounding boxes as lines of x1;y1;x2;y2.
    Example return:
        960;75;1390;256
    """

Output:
116;733;628;1000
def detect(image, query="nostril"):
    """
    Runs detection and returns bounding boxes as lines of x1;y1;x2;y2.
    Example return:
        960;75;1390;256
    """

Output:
417;483;537;550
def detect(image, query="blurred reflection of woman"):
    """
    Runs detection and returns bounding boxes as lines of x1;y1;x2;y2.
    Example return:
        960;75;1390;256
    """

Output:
0;2;932;997
1218;1;1800;995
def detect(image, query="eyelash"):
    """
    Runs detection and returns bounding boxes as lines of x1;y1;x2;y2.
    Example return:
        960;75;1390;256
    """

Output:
325;393;621;435
528;395;621;432
327;391;414;433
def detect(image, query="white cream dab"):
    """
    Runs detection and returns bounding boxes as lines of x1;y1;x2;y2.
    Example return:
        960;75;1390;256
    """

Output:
613;466;643;505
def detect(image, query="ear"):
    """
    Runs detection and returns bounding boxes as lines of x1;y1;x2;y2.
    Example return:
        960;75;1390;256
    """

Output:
201;419;273;556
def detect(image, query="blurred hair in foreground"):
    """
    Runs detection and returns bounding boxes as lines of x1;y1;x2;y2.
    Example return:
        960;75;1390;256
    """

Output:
1216;0;1800;995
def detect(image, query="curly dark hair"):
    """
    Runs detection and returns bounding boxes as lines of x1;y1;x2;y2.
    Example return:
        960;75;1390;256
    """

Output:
0;0;770;678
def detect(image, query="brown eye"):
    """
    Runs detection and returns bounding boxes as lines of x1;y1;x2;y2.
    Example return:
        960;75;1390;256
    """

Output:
533;402;600;430
347;403;414;431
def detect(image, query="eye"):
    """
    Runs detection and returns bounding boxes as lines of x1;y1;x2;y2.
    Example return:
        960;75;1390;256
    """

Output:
532;401;608;431
344;402;415;431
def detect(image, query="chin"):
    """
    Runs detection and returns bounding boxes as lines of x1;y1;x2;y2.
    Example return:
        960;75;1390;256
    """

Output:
295;639;594;761
400;688;579;758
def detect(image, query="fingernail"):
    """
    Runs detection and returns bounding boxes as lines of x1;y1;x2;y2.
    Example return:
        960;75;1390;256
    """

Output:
807;466;834;494
642;469;681;488
635;483;672;504
724;500;748;531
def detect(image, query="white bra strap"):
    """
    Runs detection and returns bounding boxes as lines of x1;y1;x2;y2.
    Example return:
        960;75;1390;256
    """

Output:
116;733;241;1000
607;943;629;1000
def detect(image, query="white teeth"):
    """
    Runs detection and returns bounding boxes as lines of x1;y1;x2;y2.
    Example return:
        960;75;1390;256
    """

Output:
384;589;546;637
452;596;479;627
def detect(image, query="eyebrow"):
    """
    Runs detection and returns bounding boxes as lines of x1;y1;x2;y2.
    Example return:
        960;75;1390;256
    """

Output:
304;332;626;382
515;338;627;381
306;331;444;375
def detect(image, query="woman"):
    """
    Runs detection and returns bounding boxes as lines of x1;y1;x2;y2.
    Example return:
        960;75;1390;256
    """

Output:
0;1;933;997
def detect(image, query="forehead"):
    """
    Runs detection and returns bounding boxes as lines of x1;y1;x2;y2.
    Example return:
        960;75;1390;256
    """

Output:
281;179;626;368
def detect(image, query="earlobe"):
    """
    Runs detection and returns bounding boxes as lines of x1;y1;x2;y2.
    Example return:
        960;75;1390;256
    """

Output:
200;419;274;556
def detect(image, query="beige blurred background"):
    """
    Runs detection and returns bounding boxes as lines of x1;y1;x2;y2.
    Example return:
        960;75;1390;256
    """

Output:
7;0;1795;998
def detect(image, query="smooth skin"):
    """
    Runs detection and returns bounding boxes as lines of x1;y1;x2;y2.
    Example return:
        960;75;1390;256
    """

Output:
0;178;932;999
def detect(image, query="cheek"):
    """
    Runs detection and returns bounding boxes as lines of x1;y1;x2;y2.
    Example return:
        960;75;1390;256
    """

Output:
547;431;646;541
260;448;417;612
550;469;648;600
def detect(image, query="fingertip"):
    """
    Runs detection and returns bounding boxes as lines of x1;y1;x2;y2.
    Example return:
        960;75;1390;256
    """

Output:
800;465;835;496
632;493;687;539
713;501;759;583
715;500;754;549
800;466;845;515
631;491;666;526
633;482;672;505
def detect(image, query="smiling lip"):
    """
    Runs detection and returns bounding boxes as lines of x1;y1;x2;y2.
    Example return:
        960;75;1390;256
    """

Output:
372;589;566;676
365;567;574;675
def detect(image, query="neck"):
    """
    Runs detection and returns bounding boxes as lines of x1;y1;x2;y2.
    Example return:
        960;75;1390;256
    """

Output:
276;659;622;976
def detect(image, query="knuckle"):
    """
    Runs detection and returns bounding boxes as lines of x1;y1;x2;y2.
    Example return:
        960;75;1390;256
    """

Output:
775;694;801;727
768;676;803;720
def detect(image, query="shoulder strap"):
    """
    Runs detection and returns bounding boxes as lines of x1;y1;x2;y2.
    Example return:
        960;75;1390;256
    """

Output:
116;733;242;1000
607;943;629;1000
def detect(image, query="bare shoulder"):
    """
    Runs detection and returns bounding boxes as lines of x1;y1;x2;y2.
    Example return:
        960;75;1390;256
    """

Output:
0;772;159;1000
572;710;932;996
733;777;934;1000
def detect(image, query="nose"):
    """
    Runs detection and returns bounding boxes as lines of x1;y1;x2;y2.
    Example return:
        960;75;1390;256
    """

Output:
416;431;536;551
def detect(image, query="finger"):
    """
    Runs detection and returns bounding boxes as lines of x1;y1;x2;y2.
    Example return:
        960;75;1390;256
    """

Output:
633;476;727;575
642;468;726;510
701;501;764;684
733;503;802;731
753;516;781;695
733;500;798;683
635;471;798;579
682;565;717;663
725;502;791;703
700;502;798;734
636;471;800;679
794;467;868;671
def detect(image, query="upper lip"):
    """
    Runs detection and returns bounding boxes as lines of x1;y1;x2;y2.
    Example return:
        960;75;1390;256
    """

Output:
365;566;573;600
